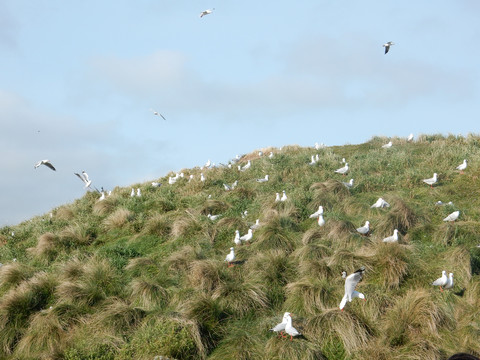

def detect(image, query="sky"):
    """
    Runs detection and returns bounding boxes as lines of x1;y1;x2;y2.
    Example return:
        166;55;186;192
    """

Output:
1;0;479;226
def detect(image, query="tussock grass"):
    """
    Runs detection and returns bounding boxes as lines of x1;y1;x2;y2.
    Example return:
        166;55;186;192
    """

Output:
55;206;75;220
28;232;58;260
263;334;325;360
125;257;159;277
201;199;230;215
167;246;203;273
187;260;223;293
93;195;119;215
208;326;262;360
59;222;93;246
102;208;133;231
375;198;417;235
254;216;298;253
0;262;33;290
142;213;171;236
325;219;356;243
171;213;201;239
285;277;337;314
369;242;410;289
91;297;145;332
130;278;168;310
301;228;325;245
310;180;350;208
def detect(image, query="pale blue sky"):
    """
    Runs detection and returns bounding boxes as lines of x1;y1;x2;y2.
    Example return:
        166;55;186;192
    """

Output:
1;0;479;225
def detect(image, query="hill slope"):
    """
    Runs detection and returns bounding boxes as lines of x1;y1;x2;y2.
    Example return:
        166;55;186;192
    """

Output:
2;134;480;360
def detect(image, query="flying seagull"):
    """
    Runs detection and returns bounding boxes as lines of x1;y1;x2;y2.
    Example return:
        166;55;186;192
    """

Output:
74;172;92;188
383;41;394;54
200;8;214;17
339;267;366;310
151;109;166;120
34;160;56;171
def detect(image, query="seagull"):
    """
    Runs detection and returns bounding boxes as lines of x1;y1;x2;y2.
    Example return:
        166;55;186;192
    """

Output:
341;271;347;279
204;160;211;168
382;141;393;149
136;188;141;197
275;193;281;202
423;173;438;188
339;267;366;310
309;155;316;165
224;247;235;267
207;213;221;221
240;229;253;244
334;163;349;175
223;183;232;191
382;229;399;243
317;214;325;227
240;160;251;171
268;152;274;159
34;159;56;171
456;159;467;174
241;210;248;218
152;182;162;187
74;172;92;188
443;210;460;222
356;221;370;236
444;273;454;290
130;188;135;197
432;270;448;291
234;230;241;245
200;8;214;17
258;151;263;157
98;192;105;201
309;206;324;219
342;179;354;189
383;41;394;54
407;133;414;142
371;197;390;208
151;109;166;120
168;176;177;185
250;219;261;230
256;175;269;183
280;190;288;202
342;158;346;164
200;173;206;182
270;312;290;337
284;313;302;341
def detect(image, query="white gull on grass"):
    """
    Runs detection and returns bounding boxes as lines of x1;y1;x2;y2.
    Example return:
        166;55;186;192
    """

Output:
339;267;366;310
423;173;438;187
342;179;354;189
456;159;467;173
250;219;261;230
444;273;454;290
239;229;253;244
432;270;448;291
256;175;269;183
382;141;393;149
234;230;241;245
407;133;414;142
280;190;288;202
284;314;302;341
224;247;235;267
309;206;324;218
443;211;460;222
356;221;370;236
371;197;390;208
270;312;290;337
317;214;325;227
207;214;221;221
382;229;399;243
334;163;349;175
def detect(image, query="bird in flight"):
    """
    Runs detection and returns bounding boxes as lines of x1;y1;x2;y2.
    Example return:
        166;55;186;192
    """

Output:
74;171;92;188
200;8;214;18
383;41;394;54
34;160;56;171
150;109;166;120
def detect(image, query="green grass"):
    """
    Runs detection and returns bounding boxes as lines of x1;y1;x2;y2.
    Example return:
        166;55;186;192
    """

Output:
2;135;480;359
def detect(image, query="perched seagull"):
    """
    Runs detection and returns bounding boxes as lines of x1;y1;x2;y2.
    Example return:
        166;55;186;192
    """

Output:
317;214;325;227
241;210;248;218
371;197;390;208
339;267;366;310
443;211;460;222
407;133;414;142
240;229;253;244
130;188;135;197
383;41;394;54
268;152;274;159
224;247;235;267
314;142;326;150
315;154;320;162
200;173;206;182
250;219;261;230
168;176;177;185
334;163;349;175
444;273;454;290
309;155;316;166
152;182;162;187
382;141;393;149
98;192;105;201
423;173;438;188
188;174;194;182
270;312;290;337
284;314;302;341
382;229;399;243
234;230;241;245
200;8;214;17
204;160;212;168
275;193;281;202
309;206;324;219
342;158;346;164
34;159;56;171
74;172;92;188
256;175;269;183
207;213;221;221
356;221;370;236
341;271;347;279
280;190;288;202
240;160;251;171
136;188;141;197
342;179;354;189
456;159;467;174
151;109;166;120
258;151;263;157
432;270;448;291
223;183;232;191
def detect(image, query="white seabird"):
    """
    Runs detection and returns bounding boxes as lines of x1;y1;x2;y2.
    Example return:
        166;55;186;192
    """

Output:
309;155;316;165
224;247;235;267
270;312;290;336
256;175;269;183
250;219;261;230
407;133;414;142
371;197;390;208
382;141;393;149
74;172;92;188
240;229;253;244
98;192;105;201
200;173;206;182
130;188;135;197
342;179;354;189
151;109;166;120
240;160;251;171
456;159;467;173
207;213;221;221
269;152;274;159
432;270;448;291
136;188;141;197
383;41;394;54
200;8;214;17
334;163;349;175
275;193;281;202
309;206;324;218
339;267;366;310
284;314;302;340
423;173;438;187
152;182;162;187
444;273;454;290
317;214;325;227
234;230;241;245
34;159;56;171
168;176;177;185
280;190;287;202
382;229;399;243
356;221;370;235
443;210;460;222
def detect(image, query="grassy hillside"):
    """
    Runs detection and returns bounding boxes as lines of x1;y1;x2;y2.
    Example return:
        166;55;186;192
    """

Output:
2;134;480;360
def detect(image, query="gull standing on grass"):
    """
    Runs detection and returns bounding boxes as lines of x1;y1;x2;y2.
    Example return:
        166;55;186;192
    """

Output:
130;188;135;197
240;229;253;244
339;267;366;310
256;175;269;183
280;190;288;202
443;211;460;222
371;197;390;208
382;229;399;243
225;247;235;267
275;193;281;202
407;133;414;142
317;214;325;227
335;163;349;175
34;160;56;171
356;221;370;236
136;188;141;197
423;173;438;188
234;230;241;245
456;159;467;174
309;206;324;218
207;214;221;221
432;270;448;291
285;314;302;341
240;160;251;171
250;219;261;230
309;155;316;165
342;179;354;189
444;273;454;290
270;312;290;337
269;152;274;159
382;141;393;149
